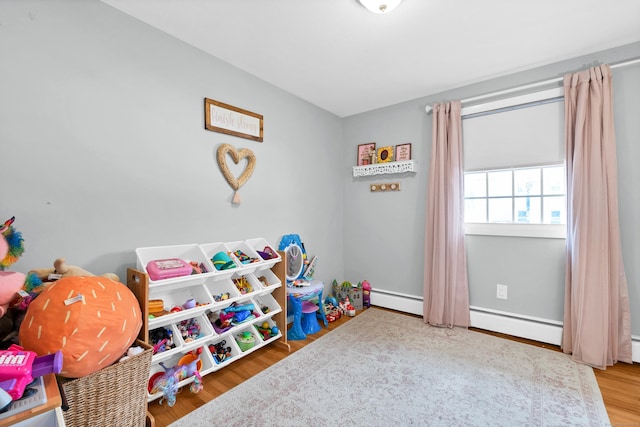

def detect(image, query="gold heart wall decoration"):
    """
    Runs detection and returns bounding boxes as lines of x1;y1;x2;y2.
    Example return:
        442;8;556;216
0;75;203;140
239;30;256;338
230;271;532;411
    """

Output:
216;143;256;204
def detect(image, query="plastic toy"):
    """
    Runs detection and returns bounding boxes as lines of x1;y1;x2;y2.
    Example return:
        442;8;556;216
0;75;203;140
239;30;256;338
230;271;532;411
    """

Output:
255;322;278;340
256;246;277;260
0;217;27;319
212;292;231;302
339;296;356;317
150;327;175;354
233;276;253;294
236;331;257;351
146;258;192;281
209;341;233;364
303;255;317;280
211;252;236;271
177;318;203;343
362;280;372;308
149;357;202;407
0;345;62;400
232;250;259;264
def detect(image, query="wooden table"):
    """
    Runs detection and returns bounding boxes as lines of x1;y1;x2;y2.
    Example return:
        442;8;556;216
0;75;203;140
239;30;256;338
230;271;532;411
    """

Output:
0;374;65;427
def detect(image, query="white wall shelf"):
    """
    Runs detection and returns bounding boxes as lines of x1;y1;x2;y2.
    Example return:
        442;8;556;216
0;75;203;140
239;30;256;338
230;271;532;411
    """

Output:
352;160;416;177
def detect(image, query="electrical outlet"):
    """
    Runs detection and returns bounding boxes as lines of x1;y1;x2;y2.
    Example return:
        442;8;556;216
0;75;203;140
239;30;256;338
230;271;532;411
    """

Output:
496;284;508;300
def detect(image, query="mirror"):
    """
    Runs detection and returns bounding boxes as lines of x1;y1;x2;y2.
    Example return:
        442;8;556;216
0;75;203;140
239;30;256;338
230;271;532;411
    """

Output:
285;243;304;282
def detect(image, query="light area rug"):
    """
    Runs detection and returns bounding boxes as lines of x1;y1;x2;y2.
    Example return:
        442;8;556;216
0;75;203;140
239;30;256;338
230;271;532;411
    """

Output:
169;308;609;427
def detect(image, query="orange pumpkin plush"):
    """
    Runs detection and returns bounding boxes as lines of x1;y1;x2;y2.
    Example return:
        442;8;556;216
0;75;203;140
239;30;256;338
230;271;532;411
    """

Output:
19;276;142;378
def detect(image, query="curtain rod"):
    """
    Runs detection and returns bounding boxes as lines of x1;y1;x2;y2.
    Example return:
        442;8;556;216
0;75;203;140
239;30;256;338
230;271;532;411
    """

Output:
424;57;640;114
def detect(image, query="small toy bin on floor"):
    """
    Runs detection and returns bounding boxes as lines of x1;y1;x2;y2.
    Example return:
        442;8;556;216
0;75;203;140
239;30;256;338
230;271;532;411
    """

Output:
61;339;153;427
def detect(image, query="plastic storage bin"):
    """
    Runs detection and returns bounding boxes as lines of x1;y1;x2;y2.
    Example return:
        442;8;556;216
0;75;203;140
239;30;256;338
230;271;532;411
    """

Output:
245;237;281;270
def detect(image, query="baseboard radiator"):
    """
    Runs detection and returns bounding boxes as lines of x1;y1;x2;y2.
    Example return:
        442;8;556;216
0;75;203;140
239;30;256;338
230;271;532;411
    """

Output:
370;288;640;363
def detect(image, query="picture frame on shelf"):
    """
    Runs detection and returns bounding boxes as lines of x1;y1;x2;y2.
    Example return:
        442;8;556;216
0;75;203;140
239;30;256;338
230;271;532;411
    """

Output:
357;142;376;166
377;146;394;163
395;143;412;161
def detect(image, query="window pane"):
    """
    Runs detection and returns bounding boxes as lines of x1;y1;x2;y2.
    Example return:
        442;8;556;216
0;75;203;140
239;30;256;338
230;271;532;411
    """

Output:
464;172;486;197
514;196;541;223
514;168;541;196
488;198;512;222
465;199;487;222
488;170;512;197
543;196;565;224
543;166;565;195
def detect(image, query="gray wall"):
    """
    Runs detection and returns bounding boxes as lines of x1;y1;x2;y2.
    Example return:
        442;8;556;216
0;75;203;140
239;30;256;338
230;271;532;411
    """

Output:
0;1;344;284
343;42;640;335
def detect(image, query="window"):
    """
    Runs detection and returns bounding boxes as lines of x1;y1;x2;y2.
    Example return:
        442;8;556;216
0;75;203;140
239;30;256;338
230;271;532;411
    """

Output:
461;88;566;238
464;165;566;225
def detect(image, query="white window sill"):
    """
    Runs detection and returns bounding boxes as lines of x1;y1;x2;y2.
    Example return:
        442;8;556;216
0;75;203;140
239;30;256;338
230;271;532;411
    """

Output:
465;223;566;239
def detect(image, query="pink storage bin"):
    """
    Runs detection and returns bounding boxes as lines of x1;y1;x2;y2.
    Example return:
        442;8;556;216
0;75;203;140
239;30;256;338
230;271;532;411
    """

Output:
146;258;192;281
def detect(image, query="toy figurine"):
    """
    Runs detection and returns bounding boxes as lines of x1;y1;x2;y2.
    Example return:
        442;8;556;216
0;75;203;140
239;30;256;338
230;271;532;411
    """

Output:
362;280;372;308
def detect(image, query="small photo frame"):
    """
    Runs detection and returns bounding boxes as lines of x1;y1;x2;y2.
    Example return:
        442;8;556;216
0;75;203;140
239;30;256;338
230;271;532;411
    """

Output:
377;146;394;163
357;142;376;166
395;143;412;161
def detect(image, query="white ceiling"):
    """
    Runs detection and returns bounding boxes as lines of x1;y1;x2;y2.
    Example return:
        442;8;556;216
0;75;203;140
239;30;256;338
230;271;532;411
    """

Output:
100;0;640;117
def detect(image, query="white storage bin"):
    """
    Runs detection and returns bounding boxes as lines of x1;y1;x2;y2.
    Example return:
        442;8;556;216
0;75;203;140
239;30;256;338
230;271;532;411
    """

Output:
147;346;211;401
253;269;281;293
205;336;241;369
234;326;263;353
252;317;282;344
199;242;240;279
207;299;260;334
149;324;182;357
148;284;213;328
136;244;215;286
226;240;265;274
203;277;241;306
253;293;282;317
245;237;281;270
232;273;263;296
175;314;214;347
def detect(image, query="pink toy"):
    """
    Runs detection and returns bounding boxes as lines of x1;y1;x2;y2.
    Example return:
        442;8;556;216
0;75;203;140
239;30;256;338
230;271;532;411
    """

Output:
146;258;192;281
149;358;202;407
0;217;26;318
0;345;63;400
362;280;372;308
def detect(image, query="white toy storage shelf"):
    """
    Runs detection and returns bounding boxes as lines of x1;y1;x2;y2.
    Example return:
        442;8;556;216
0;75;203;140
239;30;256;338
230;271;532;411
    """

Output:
127;238;289;403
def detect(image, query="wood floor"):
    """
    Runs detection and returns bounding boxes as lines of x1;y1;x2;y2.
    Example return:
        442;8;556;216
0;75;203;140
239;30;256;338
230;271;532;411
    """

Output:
147;308;640;427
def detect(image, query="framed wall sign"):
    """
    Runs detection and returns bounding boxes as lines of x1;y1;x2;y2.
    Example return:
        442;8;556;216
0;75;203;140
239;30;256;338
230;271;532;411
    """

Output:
395;143;412;161
357;142;376;166
377;146;394;163
204;98;264;142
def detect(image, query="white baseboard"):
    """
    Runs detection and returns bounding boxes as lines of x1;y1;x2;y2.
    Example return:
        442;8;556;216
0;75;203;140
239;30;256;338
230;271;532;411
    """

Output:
370;289;423;316
469;306;563;345
371;289;640;363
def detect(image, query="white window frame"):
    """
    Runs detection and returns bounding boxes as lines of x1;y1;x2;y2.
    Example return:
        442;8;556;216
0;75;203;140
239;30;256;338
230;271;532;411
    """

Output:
462;87;566;240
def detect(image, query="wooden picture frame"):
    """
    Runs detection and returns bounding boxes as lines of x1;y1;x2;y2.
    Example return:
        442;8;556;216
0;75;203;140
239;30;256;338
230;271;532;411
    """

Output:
395;143;412;161
377;146;394;163
204;98;263;142
357;142;376;166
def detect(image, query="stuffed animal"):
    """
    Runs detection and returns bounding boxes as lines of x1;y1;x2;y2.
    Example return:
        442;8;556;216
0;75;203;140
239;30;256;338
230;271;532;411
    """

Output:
19;275;142;378
0;217;26;318
29;257;119;285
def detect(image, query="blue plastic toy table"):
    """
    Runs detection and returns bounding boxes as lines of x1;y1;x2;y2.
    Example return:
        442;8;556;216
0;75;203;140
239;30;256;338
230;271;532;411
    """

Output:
286;280;328;340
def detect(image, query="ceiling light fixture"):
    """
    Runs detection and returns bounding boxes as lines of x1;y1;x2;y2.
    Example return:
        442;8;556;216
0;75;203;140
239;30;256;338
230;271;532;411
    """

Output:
358;0;402;14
